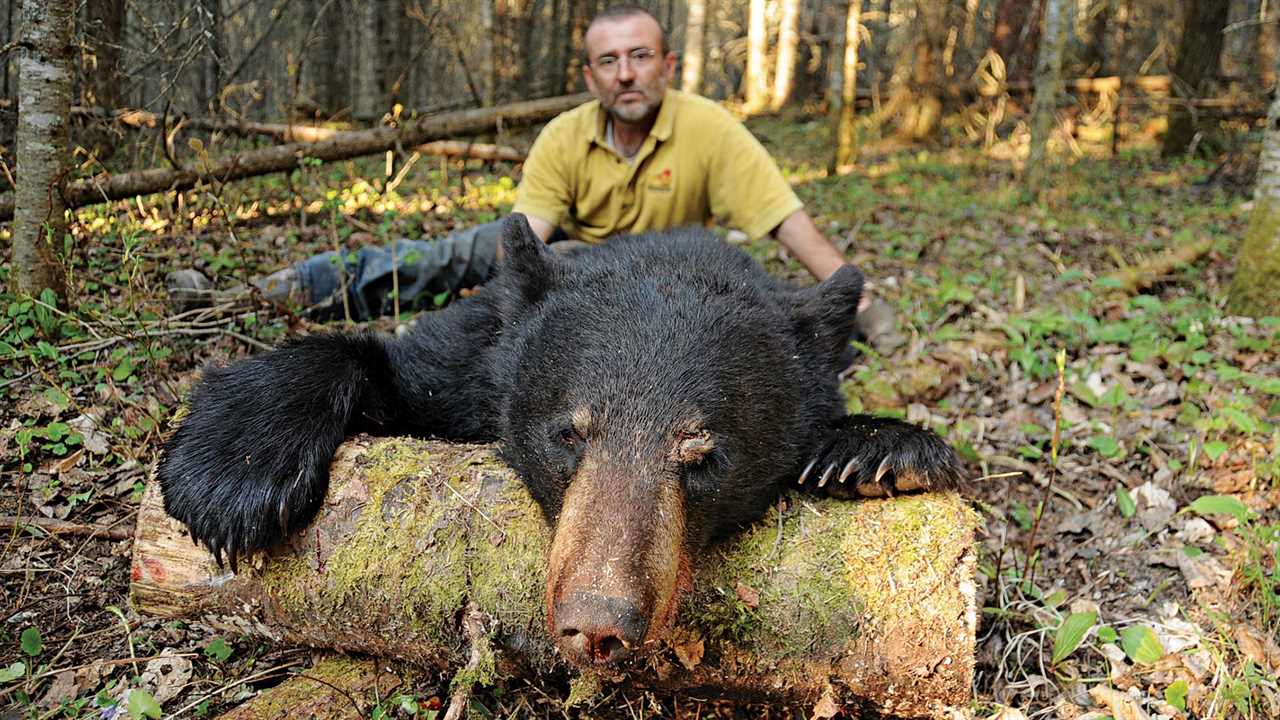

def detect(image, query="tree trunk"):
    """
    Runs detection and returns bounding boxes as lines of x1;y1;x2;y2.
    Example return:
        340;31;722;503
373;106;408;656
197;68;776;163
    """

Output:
991;0;1042;82
0;93;591;221
681;0;706;94
132;436;978;717
831;0;861;172
78;0;125;159
312;2;344;118
1230;0;1261;85
481;0;497;106
1161;0;1230;156
744;0;770;113
770;0;801;111
198;0;223;113
11;0;74;298
1082;0;1110;73
1227;51;1280;317
895;0;949;141
81;0;124;111
1027;0;1069;193
354;0;382;120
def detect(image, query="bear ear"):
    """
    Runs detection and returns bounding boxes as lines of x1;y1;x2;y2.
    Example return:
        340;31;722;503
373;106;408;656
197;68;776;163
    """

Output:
501;213;558;304
791;264;864;368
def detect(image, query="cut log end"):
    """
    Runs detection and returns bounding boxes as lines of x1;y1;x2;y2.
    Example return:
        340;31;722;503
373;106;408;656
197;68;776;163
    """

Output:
132;436;978;718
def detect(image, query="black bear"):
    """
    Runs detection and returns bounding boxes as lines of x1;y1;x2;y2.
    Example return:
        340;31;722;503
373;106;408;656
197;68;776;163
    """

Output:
159;214;964;667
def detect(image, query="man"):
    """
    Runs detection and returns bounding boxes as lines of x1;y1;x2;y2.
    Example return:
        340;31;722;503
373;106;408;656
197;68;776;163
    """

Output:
171;6;884;332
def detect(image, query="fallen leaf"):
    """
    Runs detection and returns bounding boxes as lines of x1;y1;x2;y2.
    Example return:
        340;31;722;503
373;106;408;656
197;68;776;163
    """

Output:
68;412;112;455
1180;649;1213;681
1175;517;1215;545
141;651;192;704
1176;552;1231;590
1234;625;1280;676
673;637;704;672
38;670;83;711
984;705;1028;720
1132;482;1176;531
1089;685;1151;720
1152;617;1201;654
811;685;841;720
735;581;760;609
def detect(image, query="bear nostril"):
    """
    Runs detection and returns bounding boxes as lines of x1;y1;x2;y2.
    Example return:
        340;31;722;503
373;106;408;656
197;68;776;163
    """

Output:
592;633;626;663
557;626;630;664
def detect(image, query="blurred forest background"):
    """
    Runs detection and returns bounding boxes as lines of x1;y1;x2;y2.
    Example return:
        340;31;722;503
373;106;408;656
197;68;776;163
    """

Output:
1;1;1279;719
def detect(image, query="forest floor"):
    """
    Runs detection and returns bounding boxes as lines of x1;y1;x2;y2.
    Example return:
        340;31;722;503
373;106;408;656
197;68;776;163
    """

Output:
1;113;1277;719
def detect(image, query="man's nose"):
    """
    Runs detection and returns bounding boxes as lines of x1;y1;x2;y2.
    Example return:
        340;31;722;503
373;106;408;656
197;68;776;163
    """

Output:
616;57;636;82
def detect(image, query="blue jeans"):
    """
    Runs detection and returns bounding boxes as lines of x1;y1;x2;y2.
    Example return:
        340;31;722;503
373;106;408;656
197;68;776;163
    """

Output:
294;221;504;320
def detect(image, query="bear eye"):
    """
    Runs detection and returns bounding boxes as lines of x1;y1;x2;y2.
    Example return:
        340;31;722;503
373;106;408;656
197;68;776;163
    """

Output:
559;426;585;447
673;429;715;465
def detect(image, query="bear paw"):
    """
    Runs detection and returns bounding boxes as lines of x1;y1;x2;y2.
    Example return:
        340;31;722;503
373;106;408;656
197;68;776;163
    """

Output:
798;415;965;499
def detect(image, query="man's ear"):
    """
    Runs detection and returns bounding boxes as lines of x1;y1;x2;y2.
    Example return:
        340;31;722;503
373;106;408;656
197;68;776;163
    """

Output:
583;64;598;96
501;213;559;305
663;51;677;81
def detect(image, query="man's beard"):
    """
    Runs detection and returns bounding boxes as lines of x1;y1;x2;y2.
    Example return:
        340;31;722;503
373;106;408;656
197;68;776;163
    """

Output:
603;89;662;123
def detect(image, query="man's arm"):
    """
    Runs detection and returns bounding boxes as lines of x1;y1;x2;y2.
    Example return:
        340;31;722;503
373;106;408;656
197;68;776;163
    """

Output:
771;209;846;281
524;214;557;243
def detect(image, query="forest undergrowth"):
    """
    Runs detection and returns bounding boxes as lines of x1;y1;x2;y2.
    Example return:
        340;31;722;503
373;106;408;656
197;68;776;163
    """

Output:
1;116;1277;719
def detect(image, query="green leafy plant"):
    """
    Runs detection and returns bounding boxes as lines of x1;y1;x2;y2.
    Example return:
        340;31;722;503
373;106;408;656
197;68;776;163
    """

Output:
1051;611;1096;665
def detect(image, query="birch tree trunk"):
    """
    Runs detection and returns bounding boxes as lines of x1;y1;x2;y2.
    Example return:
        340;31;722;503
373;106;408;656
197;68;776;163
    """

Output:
769;0;801;111
11;0;73;298
1161;0;1229;156
681;0;706;94
1227;51;1280;317
744;0;770;113
831;0;861;173
1026;0;1068;193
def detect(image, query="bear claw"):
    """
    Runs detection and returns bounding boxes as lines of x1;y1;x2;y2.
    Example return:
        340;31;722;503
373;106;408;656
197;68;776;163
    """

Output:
798;414;965;499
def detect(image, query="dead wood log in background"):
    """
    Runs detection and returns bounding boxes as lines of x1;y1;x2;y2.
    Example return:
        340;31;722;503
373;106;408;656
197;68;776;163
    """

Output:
1100;236;1215;296
132;436;979;718
0;93;587;221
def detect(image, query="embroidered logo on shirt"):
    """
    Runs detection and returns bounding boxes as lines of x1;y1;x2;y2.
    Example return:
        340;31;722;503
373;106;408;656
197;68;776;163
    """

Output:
647;167;673;191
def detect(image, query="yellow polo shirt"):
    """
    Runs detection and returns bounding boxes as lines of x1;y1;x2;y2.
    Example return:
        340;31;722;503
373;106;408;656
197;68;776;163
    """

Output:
513;89;803;243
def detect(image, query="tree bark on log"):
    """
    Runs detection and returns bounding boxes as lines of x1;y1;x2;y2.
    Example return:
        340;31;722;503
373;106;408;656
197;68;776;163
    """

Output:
132;436;978;718
0;93;588;221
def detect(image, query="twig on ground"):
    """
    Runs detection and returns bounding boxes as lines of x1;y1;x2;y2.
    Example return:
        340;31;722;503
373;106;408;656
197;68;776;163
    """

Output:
0;515;133;541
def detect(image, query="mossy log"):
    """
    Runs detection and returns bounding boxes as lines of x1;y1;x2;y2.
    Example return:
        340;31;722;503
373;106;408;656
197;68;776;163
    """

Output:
132;436;978;718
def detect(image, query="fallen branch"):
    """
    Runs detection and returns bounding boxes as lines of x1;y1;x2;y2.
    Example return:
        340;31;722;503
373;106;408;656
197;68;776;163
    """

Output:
131;436;978;717
0;93;587;221
1;515;132;541
1100;236;1215;296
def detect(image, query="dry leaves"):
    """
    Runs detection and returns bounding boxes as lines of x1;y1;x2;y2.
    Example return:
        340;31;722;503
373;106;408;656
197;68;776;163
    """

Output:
1088;686;1150;720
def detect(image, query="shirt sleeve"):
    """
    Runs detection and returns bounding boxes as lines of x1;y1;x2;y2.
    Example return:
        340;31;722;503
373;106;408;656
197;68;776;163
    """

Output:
513;119;574;227
707;116;803;240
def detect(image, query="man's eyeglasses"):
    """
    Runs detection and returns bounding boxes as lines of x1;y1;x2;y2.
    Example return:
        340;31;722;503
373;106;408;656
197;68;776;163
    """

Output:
592;48;658;75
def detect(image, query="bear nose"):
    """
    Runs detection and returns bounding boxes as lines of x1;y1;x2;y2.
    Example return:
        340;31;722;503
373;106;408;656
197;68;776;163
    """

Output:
553;592;648;665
